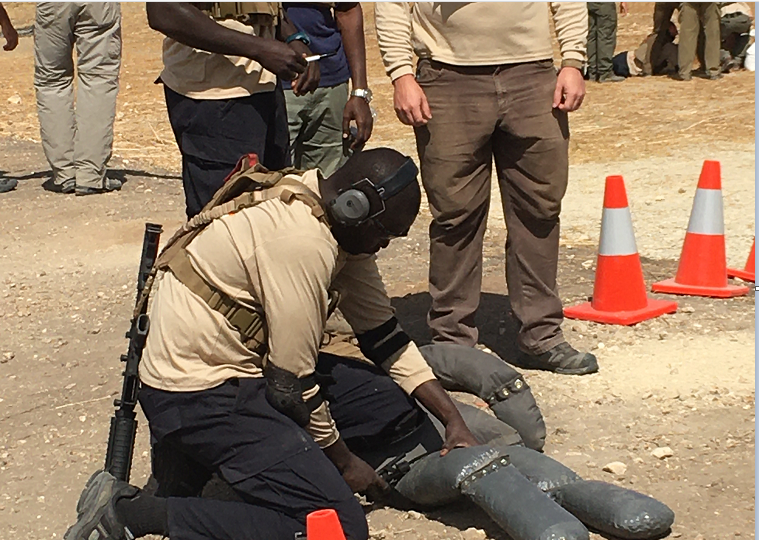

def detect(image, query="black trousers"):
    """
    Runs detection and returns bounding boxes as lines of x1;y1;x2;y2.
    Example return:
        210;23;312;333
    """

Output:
163;85;290;219
139;379;368;540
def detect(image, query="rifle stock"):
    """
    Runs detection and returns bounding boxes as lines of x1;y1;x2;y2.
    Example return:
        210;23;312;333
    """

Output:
105;223;162;482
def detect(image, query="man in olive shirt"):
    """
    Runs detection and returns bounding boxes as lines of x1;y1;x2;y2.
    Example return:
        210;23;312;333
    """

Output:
375;3;597;376
64;148;478;540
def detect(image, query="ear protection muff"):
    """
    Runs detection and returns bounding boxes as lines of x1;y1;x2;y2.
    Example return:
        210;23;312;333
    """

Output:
328;158;419;226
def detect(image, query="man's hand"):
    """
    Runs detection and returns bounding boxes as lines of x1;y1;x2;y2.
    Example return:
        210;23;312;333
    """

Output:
392;74;432;127
255;39;308;81
0;4;17;51
288;40;319;95
341;453;388;494
620;2;628;16
323;437;388;494
342;96;373;150
411;379;480;455
441;418;480;456
552;67;585;112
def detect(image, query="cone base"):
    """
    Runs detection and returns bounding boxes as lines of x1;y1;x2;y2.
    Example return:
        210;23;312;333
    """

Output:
564;297;678;325
651;278;749;298
726;267;755;282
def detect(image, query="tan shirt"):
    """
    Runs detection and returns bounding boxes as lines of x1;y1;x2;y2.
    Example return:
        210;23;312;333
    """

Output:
160;17;278;99
374;2;588;81
140;170;436;448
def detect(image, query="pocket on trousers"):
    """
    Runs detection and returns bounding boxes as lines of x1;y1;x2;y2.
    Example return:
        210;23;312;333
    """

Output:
107;33;122;61
35;3;58;29
415;59;445;86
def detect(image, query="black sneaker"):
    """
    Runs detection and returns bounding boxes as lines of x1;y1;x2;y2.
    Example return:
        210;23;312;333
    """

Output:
517;342;599;376
42;177;75;194
671;72;693;81
64;470;138;540
0;177;17;193
76;177;123;196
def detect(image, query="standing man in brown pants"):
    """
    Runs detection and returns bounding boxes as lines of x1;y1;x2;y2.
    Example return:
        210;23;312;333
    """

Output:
375;3;598;375
677;2;722;80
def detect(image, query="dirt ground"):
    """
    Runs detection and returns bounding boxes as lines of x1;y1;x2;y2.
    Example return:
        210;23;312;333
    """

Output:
0;3;755;540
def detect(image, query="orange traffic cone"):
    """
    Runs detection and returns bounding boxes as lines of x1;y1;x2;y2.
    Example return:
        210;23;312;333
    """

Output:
727;239;755;282
307;509;346;540
652;161;749;297
564;176;678;325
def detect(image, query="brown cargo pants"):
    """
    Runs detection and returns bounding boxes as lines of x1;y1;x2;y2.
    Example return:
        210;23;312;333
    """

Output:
414;59;569;355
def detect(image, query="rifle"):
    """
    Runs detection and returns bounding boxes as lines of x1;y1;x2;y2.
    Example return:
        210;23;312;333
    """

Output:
104;223;163;482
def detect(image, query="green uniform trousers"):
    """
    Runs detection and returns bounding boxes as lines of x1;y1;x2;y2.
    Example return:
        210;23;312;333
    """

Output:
587;2;618;80
679;2;721;77
284;82;349;177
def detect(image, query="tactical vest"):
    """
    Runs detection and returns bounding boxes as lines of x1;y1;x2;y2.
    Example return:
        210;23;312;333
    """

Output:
135;154;331;357
202;2;280;26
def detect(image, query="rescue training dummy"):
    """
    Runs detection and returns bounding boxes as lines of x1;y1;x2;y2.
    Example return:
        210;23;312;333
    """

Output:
317;342;675;540
63;148;481;540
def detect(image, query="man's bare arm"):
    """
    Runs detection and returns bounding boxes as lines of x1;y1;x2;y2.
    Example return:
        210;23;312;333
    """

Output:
0;3;18;51
146;2;306;80
335;2;373;148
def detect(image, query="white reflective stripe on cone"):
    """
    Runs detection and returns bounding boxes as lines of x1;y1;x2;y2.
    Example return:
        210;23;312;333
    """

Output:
599;207;638;256
686;188;725;235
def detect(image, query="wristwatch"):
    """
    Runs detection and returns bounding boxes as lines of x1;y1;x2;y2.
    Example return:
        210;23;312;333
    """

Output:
350;88;373;104
285;31;311;46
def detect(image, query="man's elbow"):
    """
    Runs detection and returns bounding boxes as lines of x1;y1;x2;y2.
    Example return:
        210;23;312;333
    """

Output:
146;3;173;34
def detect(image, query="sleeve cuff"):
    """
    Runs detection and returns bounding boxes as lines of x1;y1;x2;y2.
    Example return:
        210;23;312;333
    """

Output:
389;64;415;82
561;58;585;70
397;369;436;395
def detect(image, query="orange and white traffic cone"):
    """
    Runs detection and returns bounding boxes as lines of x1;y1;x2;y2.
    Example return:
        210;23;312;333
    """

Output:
307;509;346;540
652;161;749;297
564;175;678;325
727;238;755;282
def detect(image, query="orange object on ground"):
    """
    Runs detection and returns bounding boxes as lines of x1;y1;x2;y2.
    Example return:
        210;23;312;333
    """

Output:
564;175;678;325
727;239;755;282
652;161;749;297
307;509;347;540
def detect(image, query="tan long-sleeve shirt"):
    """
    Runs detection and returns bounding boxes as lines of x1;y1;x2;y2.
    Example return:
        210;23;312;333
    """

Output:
375;2;588;81
140;170;436;448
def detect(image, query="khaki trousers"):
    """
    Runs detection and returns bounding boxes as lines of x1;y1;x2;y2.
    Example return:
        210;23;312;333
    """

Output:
678;2;721;77
414;60;569;354
34;2;121;189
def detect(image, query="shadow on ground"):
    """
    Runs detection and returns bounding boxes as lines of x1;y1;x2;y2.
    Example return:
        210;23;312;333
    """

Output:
392;292;522;363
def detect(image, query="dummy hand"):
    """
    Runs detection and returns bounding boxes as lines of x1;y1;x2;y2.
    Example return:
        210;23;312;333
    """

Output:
1;18;17;51
289;41;319;95
441;418;480;456
255;39;307;81
324;438;388;494
552;67;585;112
342;96;373;151
392;74;432;127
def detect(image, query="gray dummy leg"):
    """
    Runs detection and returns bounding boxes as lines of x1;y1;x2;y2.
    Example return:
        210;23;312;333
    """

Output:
395;446;590;540
419;343;546;450
501;446;675;540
